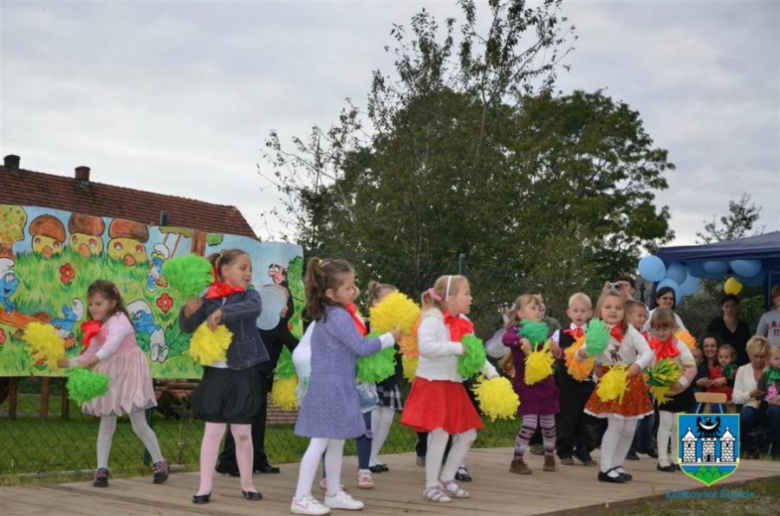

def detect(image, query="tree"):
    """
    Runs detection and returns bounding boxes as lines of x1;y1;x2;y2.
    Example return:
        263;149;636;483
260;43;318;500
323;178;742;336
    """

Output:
261;0;675;327
695;193;763;244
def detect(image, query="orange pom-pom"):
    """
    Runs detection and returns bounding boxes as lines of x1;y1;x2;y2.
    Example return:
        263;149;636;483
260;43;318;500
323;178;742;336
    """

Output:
564;335;594;381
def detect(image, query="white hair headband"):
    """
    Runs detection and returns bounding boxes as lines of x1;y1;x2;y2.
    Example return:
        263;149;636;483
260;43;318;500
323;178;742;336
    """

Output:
445;275;453;299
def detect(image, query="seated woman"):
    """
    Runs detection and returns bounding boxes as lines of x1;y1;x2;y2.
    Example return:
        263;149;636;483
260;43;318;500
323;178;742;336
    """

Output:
733;336;770;458
706;294;751;365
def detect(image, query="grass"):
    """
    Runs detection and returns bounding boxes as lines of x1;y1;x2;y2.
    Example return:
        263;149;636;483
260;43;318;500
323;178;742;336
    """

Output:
0;389;519;486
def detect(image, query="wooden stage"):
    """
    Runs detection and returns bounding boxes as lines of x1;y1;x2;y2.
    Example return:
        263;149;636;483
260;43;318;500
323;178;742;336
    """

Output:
1;448;778;516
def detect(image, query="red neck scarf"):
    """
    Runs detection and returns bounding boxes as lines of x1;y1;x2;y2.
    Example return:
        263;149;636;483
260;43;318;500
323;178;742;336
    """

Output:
346;303;367;337
443;310;474;341
610;325;624;343
649;336;680;360
79;320;102;355
564;326;585;340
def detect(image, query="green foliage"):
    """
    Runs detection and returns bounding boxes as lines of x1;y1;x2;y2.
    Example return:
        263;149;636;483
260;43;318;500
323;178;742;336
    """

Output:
274;346;296;379
696;193;763;245
287;256;305;339
205;233;224;246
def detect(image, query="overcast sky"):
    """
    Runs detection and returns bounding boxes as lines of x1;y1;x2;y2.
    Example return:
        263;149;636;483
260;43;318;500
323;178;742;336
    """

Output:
2;1;778;245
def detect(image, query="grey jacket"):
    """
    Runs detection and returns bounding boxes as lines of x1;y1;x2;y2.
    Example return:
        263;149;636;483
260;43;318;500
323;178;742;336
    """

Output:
179;289;269;370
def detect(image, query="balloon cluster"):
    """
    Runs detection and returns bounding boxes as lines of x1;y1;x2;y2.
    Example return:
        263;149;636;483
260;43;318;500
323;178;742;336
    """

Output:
637;256;765;303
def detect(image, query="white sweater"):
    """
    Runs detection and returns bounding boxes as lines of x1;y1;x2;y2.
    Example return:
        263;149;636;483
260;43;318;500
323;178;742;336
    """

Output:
577;324;654;370
416;307;498;382
732;364;766;409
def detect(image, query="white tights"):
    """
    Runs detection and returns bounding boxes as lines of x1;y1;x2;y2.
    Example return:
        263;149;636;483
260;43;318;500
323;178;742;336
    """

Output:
295;438;345;499
425;428;476;489
600;418;637;477
657;411;678;467
197;422;255;495
97;412;163;470
369;406;395;466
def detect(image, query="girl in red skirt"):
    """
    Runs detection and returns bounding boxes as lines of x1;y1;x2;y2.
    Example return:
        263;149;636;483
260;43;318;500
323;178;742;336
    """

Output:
575;289;654;483
401;275;498;503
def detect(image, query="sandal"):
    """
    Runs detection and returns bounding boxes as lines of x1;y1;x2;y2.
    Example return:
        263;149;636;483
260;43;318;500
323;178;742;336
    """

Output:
423;485;452;503
440;479;470;498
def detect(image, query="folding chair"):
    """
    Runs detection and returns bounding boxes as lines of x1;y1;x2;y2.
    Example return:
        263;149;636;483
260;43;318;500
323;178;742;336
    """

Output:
693;392;727;414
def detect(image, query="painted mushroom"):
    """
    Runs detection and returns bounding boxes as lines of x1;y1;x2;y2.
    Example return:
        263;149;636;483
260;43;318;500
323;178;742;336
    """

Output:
29;214;66;258
68;213;106;257
107;218;149;266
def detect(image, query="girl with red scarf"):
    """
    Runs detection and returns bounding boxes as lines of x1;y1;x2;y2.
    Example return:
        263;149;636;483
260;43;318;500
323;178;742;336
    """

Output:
401;275;498;503
648;308;697;472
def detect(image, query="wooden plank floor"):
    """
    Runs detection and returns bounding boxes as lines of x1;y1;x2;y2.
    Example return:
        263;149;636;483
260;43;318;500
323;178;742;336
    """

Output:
1;448;778;516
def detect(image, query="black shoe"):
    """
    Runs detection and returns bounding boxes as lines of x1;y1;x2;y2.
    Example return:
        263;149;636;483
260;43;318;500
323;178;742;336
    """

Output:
254;463;281;474
192;493;211;504
93;468;109;488
598;470;626;483
616;469;633;481
573;449;597;466
626;450;640;461
152;460;169;484
215;464;240;477
368;464;388;473
455;467;472;482
559;456;575;466
656;463;675;472
637;447;658;459
242;490;263;501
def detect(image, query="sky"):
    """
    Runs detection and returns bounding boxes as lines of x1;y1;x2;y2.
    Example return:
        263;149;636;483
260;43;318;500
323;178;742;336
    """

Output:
2;0;778;245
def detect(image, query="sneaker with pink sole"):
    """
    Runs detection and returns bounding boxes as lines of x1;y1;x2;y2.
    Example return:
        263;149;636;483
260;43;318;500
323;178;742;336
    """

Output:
356;469;374;489
291;494;331;515
324;489;364;510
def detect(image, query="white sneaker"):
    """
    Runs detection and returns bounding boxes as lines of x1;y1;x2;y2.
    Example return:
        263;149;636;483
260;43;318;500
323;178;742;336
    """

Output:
291;494;331;515
324;489;365;510
319;478;345;491
356;469;374;489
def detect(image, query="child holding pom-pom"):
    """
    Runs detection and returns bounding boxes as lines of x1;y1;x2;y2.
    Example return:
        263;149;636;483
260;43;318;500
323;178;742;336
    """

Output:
57;280;168;488
648;308;696;472
501;293;561;475
575;289;654;484
401;275;498;503
290;258;400;515
179;249;269;504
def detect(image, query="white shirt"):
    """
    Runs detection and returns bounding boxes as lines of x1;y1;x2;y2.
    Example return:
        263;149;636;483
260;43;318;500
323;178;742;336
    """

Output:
732;363;766;409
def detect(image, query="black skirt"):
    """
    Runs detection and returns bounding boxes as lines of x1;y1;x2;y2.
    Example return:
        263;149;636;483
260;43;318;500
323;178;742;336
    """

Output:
192;366;262;424
658;385;696;414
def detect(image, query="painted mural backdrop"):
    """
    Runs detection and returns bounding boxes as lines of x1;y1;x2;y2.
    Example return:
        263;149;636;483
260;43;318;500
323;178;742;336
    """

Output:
0;204;304;379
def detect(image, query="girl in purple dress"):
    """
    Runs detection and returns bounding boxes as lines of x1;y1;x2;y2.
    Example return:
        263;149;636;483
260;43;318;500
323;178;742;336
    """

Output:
290;258;400;516
502;293;561;475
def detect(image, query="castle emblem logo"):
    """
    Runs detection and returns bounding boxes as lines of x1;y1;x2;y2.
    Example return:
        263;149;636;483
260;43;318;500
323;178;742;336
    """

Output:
678;414;740;486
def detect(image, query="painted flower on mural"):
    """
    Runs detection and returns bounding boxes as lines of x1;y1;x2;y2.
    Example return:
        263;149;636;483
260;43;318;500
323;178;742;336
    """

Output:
59;263;76;284
156;293;174;314
0;329;6;345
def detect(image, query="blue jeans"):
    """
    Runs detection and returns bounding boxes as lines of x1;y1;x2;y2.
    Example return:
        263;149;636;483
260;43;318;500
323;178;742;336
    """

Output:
632;412;655;450
767;405;780;443
740;406;759;452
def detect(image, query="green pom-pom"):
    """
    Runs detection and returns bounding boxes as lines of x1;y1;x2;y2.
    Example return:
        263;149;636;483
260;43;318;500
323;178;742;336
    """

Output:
646;358;682;387
585;319;610;357
458;334;486;379
274;346;296;380
162;253;213;299
67;368;110;404
356;346;397;383
519;320;549;346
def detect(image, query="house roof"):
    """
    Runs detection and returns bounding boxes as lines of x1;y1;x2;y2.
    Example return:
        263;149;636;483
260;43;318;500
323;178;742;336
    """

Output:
0;165;257;239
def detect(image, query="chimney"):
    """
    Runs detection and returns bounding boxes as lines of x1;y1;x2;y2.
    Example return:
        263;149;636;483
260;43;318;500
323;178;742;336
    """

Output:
75;166;91;184
4;155;20;170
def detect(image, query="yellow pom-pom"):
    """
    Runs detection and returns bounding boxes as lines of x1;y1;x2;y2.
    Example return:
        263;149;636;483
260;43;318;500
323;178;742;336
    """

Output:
23;322;65;370
597;365;629;403
189;324;232;365
370;291;421;334
402;355;419;381
650;385;673;405
271;376;299;411
472;375;520;421
565;335;595;381
524;340;555;385
675;330;696;350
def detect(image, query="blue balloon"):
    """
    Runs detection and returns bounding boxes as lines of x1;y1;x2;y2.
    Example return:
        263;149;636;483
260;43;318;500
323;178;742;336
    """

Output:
638;255;666;282
730;260;762;279
679;274;701;296
666;262;688;284
735;271;766;288
657;278;682;306
686;262;706;278
703;261;729;275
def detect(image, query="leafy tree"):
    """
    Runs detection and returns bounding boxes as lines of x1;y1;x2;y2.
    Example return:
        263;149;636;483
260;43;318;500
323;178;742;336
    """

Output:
261;0;675;329
696;193;763;244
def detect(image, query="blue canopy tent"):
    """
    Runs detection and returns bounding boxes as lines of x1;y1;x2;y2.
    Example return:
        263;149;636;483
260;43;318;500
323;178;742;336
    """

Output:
656;231;780;308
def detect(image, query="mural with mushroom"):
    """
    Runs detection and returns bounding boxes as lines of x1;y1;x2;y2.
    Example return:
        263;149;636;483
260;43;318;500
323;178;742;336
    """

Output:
0;204;303;380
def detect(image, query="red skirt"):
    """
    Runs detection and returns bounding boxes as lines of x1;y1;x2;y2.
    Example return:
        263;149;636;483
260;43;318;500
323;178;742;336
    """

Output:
584;367;653;420
401;378;483;434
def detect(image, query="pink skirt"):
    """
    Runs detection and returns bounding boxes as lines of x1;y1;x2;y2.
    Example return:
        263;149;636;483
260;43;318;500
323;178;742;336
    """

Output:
82;346;157;417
